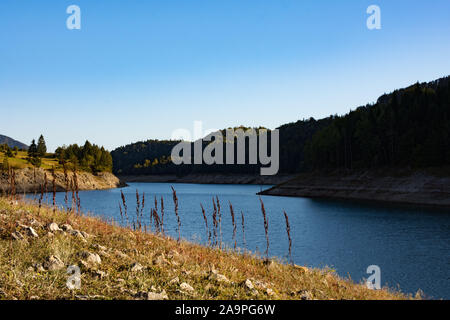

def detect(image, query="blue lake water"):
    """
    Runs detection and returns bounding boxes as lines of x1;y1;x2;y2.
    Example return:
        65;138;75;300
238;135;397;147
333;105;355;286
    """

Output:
28;182;450;299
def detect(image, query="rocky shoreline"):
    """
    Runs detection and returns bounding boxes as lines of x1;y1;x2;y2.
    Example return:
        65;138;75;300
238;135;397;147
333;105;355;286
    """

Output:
0;168;126;194
258;168;450;208
119;173;294;186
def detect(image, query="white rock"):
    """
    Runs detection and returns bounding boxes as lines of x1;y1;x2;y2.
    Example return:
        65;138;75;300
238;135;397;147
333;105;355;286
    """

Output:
92;244;107;251
266;288;275;296
253;280;268;290
114;249;129;259
245;279;254;290
130;262;144;273
33;263;46;272
78;260;90;270
70;230;87;242
48;222;61;232
209;273;230;283
79;251;101;265
146;290;168;300
11;231;24;241
61;224;73;231
180;282;194;292
29;219;43;228
98;250;110;258
70;230;83;237
44;255;65;271
25;226;39;238
169;276;179;285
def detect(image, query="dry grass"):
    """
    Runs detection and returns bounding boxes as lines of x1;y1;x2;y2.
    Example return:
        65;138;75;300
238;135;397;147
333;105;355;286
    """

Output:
0;151;63;171
0;197;416;300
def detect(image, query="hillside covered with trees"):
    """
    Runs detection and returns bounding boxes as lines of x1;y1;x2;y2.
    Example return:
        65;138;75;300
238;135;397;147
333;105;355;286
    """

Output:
112;76;450;176
55;141;113;173
111;122;331;176
305;77;450;170
1;136;112;174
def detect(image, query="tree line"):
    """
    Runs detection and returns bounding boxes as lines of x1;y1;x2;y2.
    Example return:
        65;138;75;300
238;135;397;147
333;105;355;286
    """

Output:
111;76;450;175
111;124;327;176
304;77;450;170
1;134;113;173
55;141;113;173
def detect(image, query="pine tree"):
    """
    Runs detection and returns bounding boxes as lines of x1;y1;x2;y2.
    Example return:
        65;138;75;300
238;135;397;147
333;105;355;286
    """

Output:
37;135;47;157
28;139;37;158
5;146;14;158
27;139;41;167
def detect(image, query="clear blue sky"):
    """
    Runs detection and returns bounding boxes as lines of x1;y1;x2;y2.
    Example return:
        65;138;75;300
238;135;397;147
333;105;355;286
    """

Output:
1;0;449;151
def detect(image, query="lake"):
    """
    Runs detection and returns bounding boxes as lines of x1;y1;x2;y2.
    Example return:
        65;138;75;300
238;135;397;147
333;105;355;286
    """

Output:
28;182;450;299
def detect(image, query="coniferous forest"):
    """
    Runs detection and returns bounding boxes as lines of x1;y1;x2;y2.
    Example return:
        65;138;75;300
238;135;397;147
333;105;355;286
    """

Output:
111;76;450;176
55;142;113;173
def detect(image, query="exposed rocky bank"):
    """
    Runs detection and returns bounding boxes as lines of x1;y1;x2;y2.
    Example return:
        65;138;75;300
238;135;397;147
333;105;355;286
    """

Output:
259;168;450;207
0;168;125;193
119;174;294;186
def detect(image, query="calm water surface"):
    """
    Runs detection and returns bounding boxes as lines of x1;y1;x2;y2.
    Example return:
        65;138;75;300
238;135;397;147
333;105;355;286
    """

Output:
29;182;450;299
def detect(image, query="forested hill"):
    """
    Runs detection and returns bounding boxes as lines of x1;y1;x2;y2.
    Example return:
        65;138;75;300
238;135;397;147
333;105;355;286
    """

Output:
111;140;179;175
112;75;450;176
111;120;331;176
306;76;450;170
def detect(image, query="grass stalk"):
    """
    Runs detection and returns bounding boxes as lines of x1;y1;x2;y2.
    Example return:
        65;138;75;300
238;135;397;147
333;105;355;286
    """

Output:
171;186;181;242
259;196;270;260
283;211;293;264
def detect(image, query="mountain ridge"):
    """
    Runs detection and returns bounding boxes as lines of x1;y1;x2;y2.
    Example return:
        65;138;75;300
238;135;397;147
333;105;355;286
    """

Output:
0;134;28;150
111;75;450;176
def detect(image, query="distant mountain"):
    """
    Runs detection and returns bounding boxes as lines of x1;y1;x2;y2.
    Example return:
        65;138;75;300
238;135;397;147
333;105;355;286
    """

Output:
0;135;28;150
